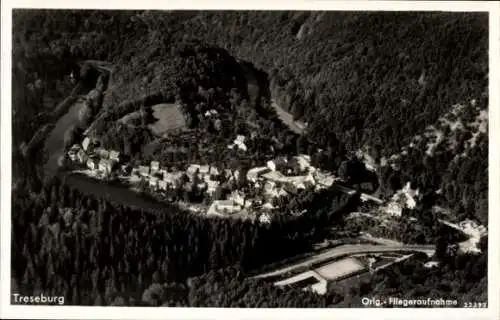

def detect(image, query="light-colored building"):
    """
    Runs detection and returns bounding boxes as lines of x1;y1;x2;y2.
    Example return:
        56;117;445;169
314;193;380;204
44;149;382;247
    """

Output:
247;167;269;182
99;159;116;174
293;154;312;172
199;165;210;175
87;158;99;170
77;149;88;164
207;200;242;216
149;177;159;189
138;165;150;177
95;147;109;159
158;180;168;191
109;150;120;162
150;161;160;174
267;160;276;171
187;164;201;177
259;213;272;224
206;179;219;196
229;191;246;207
164;171;183;186
82;137;91;151
68;149;78;161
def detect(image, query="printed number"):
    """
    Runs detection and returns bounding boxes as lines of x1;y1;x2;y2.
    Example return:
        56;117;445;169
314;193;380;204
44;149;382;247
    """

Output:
463;302;487;308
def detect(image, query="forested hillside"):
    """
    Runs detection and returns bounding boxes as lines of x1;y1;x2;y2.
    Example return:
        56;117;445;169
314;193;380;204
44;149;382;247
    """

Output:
13;10;488;158
11;10;489;308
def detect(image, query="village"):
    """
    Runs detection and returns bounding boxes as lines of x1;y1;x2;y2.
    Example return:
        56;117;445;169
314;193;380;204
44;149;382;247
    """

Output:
65;134;339;224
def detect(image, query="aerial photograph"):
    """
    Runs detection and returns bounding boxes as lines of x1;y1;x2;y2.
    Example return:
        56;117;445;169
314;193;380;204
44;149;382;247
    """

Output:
8;9;488;309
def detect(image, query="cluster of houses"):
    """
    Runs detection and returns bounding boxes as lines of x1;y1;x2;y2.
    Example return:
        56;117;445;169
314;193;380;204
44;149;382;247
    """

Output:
68;137;121;177
69;136;339;224
130;162;223;194
205;154;338;223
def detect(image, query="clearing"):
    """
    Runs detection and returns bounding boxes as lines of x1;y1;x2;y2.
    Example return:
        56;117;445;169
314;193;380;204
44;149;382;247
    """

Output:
149;103;186;136
313;257;366;280
117;103;186;136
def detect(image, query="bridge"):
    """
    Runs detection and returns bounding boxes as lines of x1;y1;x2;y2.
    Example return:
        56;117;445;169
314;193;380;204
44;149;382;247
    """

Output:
252;243;435;280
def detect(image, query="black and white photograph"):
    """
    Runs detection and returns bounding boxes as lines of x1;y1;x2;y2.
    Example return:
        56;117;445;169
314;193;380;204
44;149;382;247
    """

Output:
1;1;499;319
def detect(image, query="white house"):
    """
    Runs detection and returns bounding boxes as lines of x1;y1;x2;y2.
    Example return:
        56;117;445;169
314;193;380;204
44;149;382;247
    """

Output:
77;149;88;164
150;161;160;174
149;177;159;189
199;165;210;175
82;137;91;151
267;160;276;171
259;213;272;224
138;165;150;177
99;159;115;175
158;180;168;191
247;166;269;182
87;158;99;170
109;150;120;162
187;164;201;177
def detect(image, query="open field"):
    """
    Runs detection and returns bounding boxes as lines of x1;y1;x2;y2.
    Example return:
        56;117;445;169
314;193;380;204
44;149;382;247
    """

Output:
253;244;435;279
149;103;186;135
314;257;366;280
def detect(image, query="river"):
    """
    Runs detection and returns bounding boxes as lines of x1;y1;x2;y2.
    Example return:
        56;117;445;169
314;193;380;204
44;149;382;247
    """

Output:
65;173;176;211
44;101;84;174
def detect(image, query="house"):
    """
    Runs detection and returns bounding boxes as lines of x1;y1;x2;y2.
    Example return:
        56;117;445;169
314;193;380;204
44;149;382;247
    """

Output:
209;166;220;176
77;149;88;164
216;200;241;214
259;213;272;224
138;165;150;177
424;261;440;269
109;150;120;162
95;148;109;159
262;202;275;211
229;191;246;207
150;161;160;174
206;179;220;196
267;160;276;171
164;171;183;186
121;164;132;175
158;169;168;179
204;109;218;117
293;155;312;172
87;158;99;170
158;180;168;191
199;165;210;175
187;164;201;177
99;159;116;175
82;137;91;151
229;135;248;152
68;149;78;161
149;177;159;189
247;167;269;182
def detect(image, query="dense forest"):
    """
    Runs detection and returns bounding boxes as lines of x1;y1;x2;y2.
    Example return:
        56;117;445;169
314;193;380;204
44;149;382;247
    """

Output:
11;10;488;307
11;174;354;305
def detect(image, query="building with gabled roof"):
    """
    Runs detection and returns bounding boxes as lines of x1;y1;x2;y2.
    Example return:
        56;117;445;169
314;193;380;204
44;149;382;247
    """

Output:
109;150;120;162
150;161;160;174
82;137;91;151
77;149;88;164
138;165;150;177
